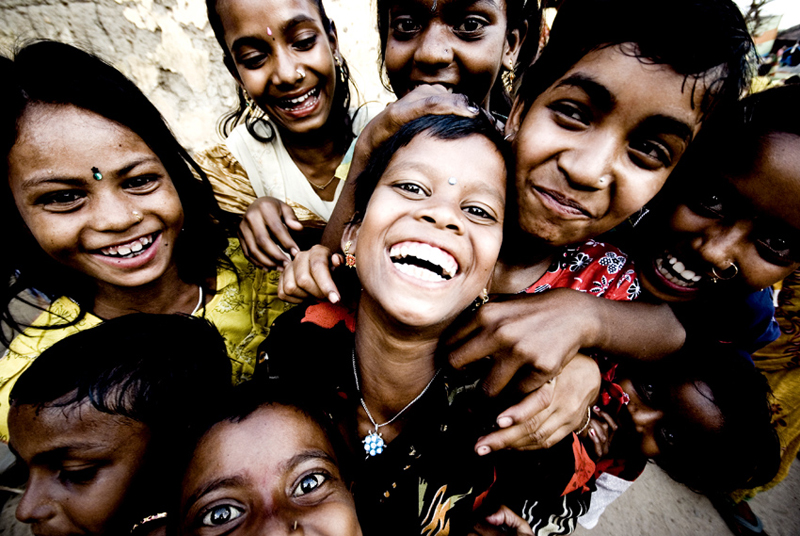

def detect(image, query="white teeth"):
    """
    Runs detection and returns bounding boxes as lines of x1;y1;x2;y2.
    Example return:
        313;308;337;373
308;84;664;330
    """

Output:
131;242;143;252
100;235;154;258
657;253;703;287
389;242;459;280
117;246;131;255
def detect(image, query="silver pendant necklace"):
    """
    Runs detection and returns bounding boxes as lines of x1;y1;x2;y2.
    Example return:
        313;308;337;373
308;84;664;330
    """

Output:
352;349;440;457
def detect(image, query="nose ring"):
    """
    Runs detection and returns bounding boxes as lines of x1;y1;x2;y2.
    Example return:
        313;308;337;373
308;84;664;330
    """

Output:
132;210;143;222
710;262;738;283
296;67;306;81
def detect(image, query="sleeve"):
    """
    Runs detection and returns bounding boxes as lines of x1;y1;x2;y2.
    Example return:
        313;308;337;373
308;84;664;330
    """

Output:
193;143;258;215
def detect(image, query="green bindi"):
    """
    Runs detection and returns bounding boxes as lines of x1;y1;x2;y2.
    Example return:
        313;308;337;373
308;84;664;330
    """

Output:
91;166;102;181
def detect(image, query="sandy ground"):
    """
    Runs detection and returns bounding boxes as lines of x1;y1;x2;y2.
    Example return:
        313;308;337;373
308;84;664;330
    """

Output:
575;460;800;535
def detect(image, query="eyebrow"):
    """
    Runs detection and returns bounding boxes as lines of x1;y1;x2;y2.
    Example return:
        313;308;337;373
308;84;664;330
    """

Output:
556;74;616;114
231;15;318;53
183;475;248;512
278;449;336;474
638;114;694;145
20;157;161;191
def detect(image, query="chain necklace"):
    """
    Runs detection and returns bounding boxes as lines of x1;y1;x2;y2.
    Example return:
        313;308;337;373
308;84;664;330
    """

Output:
352;349;440;457
308;174;340;191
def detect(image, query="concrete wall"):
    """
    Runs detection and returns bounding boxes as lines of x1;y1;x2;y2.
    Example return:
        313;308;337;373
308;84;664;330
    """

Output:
0;0;392;151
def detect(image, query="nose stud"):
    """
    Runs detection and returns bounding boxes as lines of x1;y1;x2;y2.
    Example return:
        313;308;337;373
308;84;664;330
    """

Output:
132;210;143;222
296;67;306;81
710;262;738;283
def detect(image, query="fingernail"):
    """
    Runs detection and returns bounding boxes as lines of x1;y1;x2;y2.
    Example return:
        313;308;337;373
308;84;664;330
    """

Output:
290;248;299;258
467;104;480;114
593;405;601;413
477;445;491;456
497;416;513;428
328;292;340;304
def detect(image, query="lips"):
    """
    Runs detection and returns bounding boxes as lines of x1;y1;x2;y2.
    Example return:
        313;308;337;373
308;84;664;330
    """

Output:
533;186;593;218
389;241;459;283
274;87;320;114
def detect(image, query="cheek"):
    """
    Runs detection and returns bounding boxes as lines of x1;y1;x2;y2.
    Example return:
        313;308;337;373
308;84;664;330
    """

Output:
739;257;799;292
611;174;668;216
669;206;712;237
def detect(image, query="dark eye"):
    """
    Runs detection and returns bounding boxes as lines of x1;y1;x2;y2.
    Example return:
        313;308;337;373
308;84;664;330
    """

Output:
200;504;244;527
454;16;488;36
391;16;421;36
123;174;160;193
549;102;590;128
630;139;671;170
658;426;677;447
59;466;98;485
292;473;327;497
294;32;318;51
38;190;86;210
687;190;725;218
239;51;268;70
463;205;495;221
755;233;800;266
636;381;656;403
394;182;424;195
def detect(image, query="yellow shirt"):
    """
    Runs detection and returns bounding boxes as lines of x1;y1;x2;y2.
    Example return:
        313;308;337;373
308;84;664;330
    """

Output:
0;239;288;442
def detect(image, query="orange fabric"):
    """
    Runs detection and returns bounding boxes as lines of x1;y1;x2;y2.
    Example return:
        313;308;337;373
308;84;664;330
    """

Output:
301;302;356;333
562;433;596;496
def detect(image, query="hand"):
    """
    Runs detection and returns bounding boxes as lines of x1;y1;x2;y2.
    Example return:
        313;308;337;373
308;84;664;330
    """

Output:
583;406;619;458
469;506;533;535
278;245;343;304
474;354;601;452
238;197;303;270
447;289;600;396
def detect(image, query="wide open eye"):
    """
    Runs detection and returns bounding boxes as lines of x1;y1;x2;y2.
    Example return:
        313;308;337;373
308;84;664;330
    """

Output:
292;473;327;497
200;504;244;527
390;15;421;37
454;16;489;37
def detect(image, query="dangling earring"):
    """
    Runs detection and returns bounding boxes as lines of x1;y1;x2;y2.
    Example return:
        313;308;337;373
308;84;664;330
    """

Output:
335;54;346;84
502;69;515;94
472;288;489;310
344;240;356;269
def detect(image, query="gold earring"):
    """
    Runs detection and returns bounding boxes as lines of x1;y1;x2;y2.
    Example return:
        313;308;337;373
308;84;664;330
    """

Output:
335;54;345;83
344;240;356;269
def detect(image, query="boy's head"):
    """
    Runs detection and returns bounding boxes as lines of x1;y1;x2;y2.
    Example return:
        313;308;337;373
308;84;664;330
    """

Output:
617;342;779;494
505;0;754;248
8;314;232;536
178;382;361;536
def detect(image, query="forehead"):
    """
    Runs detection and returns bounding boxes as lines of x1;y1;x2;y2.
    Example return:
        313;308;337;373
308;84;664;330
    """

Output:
727;133;800;232
9;403;148;458
187;405;332;486
9;105;155;182
547;44;705;137
218;0;324;37
388;0;507;13
382;134;506;195
667;381;723;434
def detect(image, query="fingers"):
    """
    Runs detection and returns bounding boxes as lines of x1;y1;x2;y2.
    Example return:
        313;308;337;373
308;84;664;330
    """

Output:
278;245;341;303
239;199;303;269
474;384;558;454
483;506;534;535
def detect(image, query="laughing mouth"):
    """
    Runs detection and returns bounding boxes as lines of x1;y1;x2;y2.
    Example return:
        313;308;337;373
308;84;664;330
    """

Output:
654;252;703;288
276;87;320;112
389;241;458;283
98;233;157;259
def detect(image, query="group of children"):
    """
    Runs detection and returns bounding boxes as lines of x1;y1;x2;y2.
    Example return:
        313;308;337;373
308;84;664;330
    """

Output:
0;0;797;534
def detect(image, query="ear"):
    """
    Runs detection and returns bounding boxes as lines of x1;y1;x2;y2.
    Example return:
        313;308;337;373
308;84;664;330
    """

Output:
504;95;526;142
341;221;360;256
328;19;341;57
502;23;527;71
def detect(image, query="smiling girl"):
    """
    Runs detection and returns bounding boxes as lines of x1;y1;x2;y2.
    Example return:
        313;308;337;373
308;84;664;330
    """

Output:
0;41;271;439
200;0;376;272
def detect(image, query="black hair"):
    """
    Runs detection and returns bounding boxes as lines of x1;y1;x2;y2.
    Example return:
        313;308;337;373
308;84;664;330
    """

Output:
9;313;234;527
514;0;754;126
352;112;510;223
0;41;233;344
376;0;541;118
620;341;779;494
206;0;357;153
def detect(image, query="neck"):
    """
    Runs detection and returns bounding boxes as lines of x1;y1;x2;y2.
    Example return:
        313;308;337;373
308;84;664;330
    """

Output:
492;230;558;294
354;297;441;441
91;264;209;319
281;123;346;195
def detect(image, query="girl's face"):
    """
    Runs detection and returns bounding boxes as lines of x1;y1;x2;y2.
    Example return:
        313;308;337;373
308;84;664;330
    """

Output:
618;377;722;460
9;403;151;536
348;133;505;330
384;0;520;106
180;404;361;536
7;105;184;292
639;133;800;302
507;44;705;247
218;0;338;135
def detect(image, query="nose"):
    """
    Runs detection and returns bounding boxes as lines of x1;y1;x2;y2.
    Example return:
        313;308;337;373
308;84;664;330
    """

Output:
16;476;57;525
413;23;454;70
418;199;464;234
557;132;617;191
694;220;750;276
92;191;141;232
628;403;664;436
271;47;304;87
